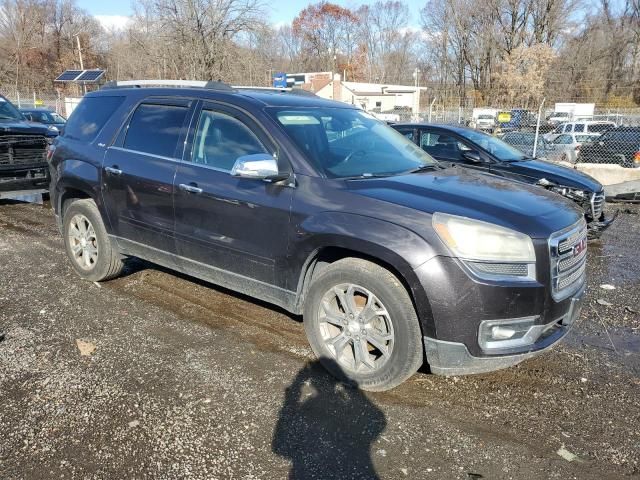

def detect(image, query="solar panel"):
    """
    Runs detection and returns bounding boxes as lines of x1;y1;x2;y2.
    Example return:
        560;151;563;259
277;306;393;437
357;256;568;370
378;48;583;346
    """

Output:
76;70;105;82
55;70;84;82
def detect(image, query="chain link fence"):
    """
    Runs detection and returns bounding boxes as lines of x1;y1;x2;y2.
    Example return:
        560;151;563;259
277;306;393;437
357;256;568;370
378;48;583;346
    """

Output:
0;87;66;116
369;98;640;170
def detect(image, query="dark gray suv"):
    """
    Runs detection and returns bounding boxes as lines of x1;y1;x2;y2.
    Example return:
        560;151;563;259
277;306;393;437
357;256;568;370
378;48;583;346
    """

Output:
49;80;587;390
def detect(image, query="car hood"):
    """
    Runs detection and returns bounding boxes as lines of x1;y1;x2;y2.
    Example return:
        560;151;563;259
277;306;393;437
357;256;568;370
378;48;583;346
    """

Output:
348;167;583;239
506;159;602;192
0;118;52;136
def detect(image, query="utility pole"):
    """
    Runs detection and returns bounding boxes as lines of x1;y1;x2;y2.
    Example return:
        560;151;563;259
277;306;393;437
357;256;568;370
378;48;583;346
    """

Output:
75;34;84;70
74;34;85;95
413;67;421;115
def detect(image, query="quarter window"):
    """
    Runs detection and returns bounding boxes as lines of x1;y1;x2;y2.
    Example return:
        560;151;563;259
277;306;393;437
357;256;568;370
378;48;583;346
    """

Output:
123;103;188;158
191;110;268;171
65;96;125;142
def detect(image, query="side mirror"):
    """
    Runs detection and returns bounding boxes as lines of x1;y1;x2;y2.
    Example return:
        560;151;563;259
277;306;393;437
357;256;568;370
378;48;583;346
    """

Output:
462;150;483;163
230;154;287;181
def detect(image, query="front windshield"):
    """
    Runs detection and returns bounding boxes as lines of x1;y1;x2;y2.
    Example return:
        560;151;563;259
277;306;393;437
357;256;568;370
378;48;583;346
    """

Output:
268;107;437;178
458;129;528;161
0;97;24;120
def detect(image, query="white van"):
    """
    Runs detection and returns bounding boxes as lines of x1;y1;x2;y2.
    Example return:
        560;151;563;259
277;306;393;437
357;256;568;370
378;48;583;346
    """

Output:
544;121;616;142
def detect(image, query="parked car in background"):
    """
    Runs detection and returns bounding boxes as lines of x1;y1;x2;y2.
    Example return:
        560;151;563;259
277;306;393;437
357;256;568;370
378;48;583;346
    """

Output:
20;108;66;135
546;111;571;127
0;94;57;193
50;80;589;390
392;123;613;236
475;114;496;132
546;133;595;163
577;127;640;168
544;121;615;142
501;131;552;159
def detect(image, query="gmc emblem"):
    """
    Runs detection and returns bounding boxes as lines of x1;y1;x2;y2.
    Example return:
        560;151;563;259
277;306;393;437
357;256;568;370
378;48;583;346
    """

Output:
573;238;587;257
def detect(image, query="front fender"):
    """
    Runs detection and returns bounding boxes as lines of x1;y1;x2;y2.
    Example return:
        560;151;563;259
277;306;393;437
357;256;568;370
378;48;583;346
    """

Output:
289;211;438;336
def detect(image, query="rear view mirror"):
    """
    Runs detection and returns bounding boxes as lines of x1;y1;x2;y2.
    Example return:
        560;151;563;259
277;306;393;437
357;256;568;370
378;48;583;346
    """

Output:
462;150;483;163
231;154;288;181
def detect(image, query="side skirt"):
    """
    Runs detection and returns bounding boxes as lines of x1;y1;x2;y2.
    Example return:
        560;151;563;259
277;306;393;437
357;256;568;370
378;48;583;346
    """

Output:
112;236;299;314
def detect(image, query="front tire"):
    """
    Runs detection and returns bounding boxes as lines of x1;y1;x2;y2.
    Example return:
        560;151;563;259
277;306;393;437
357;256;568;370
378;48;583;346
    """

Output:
63;199;124;282
303;258;423;391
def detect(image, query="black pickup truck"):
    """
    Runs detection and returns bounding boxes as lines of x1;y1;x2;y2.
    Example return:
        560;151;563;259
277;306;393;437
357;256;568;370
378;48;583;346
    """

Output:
0;94;57;193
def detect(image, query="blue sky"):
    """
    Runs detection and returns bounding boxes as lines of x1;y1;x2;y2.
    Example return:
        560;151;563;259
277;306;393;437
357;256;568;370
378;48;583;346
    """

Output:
78;0;426;28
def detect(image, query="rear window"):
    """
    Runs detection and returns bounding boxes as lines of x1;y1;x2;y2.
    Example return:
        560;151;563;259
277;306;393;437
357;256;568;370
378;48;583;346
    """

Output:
123;103;189;158
64;96;124;142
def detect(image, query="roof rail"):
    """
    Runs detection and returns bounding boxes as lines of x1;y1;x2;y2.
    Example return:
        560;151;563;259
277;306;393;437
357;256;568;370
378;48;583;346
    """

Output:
101;79;233;91
233;86;316;97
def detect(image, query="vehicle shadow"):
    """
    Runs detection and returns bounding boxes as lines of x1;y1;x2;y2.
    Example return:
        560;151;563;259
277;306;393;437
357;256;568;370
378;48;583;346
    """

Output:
272;359;386;480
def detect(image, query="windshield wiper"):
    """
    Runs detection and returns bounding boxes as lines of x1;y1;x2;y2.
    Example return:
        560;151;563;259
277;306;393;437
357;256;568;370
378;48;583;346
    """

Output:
406;164;443;174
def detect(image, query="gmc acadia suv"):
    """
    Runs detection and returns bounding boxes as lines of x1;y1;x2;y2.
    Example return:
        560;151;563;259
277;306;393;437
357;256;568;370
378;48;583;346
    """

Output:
49;80;587;390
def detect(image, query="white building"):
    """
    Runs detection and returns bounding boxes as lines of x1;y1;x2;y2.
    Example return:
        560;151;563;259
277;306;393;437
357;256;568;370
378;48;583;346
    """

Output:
303;73;423;114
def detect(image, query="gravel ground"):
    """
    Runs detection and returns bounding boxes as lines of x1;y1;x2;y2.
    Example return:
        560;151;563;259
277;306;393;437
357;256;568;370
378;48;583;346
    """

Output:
0;200;638;479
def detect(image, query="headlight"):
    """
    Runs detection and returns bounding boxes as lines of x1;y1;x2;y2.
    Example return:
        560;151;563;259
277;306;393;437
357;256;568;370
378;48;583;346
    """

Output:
47;125;59;132
432;212;536;284
551;186;587;202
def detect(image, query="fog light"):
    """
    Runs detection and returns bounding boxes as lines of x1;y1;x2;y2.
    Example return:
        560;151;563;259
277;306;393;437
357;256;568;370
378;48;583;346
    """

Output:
491;326;516;340
478;316;539;352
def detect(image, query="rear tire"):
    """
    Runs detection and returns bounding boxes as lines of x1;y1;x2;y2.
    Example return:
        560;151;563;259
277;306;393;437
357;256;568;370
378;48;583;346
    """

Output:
62;199;124;282
303;258;423;391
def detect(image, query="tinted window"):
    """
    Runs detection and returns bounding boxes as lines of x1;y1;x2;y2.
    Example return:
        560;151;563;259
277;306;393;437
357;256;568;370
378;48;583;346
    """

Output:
502;133;521;144
574;123;585;132
397;129;414;141
191;110;267;170
604;130;640;143
457;129;529;161
588;123;613;133
419;132;468;161
65;96;124;142
124;103;188;158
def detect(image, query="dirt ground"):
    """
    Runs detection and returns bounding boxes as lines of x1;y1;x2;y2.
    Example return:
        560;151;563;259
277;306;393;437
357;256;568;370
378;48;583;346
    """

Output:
0;199;638;479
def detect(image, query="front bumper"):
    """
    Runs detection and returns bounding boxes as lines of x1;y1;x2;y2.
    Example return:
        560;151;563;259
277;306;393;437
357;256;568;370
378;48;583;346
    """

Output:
587;210;618;238
424;285;585;375
0;164;49;193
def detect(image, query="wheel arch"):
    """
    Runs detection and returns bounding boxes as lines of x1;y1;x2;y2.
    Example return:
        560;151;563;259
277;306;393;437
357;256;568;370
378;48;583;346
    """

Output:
293;242;436;338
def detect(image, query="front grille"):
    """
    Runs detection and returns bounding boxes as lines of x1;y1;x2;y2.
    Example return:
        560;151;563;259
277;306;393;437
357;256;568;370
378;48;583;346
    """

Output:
589;191;605;220
0;134;48;167
469;262;529;276
549;220;588;301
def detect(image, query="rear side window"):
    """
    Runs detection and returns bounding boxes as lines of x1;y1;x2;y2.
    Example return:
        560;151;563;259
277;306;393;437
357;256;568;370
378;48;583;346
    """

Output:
574;123;585;132
588;123;613;133
124;103;188;158
64;96;124;142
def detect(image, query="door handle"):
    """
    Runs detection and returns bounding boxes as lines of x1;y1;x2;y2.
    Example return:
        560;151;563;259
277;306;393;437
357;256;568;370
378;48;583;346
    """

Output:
178;183;203;194
105;166;123;176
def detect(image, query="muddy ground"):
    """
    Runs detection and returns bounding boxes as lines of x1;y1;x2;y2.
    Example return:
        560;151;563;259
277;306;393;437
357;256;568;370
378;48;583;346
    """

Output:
0;200;638;479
